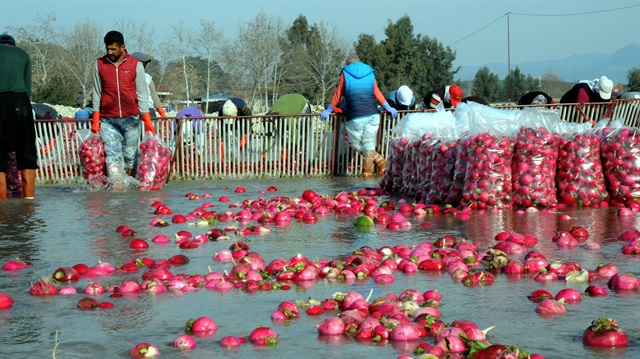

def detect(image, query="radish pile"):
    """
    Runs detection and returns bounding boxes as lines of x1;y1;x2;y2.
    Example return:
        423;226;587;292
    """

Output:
381;105;640;209
6;184;638;358
556;131;609;207
599;125;640;206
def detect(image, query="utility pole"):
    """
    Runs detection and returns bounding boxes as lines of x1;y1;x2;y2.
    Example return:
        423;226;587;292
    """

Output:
506;12;511;101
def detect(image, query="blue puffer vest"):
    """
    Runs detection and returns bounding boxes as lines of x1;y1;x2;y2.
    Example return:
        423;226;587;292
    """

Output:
342;62;378;120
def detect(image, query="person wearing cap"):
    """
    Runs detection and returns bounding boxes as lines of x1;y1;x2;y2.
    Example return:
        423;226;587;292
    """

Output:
130;52;167;120
75;109;90;120
385;85;417;111
92;31;154;181
560;76;614;104
421;84;463;110
0;33;16;46
517;91;555;107
321;56;397;178
218;97;252;117
0;33;38;200
218;97;252;156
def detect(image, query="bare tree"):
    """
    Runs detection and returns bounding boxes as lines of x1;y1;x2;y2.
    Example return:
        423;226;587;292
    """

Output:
112;19;156;57
58;21;103;106
194;20;222;113
539;71;566;99
170;21;194;107
219;11;284;112
302;22;349;105
10;13;58;84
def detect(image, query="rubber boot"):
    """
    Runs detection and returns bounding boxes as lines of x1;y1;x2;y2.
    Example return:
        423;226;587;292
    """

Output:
21;169;36;199
362;151;375;178
0;172;7;201
372;152;387;177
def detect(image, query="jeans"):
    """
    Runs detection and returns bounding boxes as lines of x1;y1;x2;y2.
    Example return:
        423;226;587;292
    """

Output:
99;115;141;171
345;114;380;153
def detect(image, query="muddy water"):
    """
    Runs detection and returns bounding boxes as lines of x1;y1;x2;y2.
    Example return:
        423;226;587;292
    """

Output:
0;178;638;358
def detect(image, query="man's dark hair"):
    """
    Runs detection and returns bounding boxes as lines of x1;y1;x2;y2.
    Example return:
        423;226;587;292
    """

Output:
104;31;124;46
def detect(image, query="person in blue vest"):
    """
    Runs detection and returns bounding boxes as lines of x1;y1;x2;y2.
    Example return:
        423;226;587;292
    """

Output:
385;85;417;111
320;56;397;178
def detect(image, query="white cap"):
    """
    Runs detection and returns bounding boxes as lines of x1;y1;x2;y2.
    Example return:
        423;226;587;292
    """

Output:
598;76;613;100
396;85;413;106
222;100;238;116
532;94;548;105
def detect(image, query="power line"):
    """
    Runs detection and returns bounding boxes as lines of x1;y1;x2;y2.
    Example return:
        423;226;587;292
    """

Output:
447;4;640;47
448;14;506;47
510;4;639;17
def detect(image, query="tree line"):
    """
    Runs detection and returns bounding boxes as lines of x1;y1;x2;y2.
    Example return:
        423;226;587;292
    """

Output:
9;13;640;111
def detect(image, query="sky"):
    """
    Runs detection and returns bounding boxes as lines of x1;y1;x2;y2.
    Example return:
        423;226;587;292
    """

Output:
1;0;639;70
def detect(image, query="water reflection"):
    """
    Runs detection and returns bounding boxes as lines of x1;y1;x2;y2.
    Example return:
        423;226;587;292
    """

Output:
0;200;44;260
0;180;638;358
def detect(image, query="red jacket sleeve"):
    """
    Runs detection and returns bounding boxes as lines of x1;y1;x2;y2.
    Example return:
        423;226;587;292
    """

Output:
373;80;386;104
576;88;590;103
329;73;345;108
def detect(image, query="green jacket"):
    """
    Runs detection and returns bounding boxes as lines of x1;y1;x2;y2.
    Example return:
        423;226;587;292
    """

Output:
0;44;32;96
270;94;309;115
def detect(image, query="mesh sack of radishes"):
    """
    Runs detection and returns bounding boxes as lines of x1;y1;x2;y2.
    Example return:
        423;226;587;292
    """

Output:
380;137;408;194
599;122;640;205
76;129;107;186
424;137;459;204
512;126;561;208
442;103;473;206
135;133;172;191
556;127;609;207
424;122;461;205
416;115;459;204
461;133;515;209
6;152;23;196
460;106;520;209
443;135;470;206
415;133;437;202
401;138;422;198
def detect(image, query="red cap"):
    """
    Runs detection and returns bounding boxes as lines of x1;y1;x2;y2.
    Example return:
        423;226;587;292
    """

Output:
449;85;463;107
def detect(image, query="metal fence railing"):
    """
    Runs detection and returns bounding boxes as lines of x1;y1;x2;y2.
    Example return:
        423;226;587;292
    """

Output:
31;99;640;184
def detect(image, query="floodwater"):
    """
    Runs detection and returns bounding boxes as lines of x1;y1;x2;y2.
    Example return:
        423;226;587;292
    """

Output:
0;178;638;359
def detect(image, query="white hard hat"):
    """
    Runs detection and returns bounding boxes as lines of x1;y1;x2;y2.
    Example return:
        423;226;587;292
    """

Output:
222;100;238;116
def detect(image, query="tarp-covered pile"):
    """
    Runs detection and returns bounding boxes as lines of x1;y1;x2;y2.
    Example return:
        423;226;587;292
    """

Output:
380;103;640;209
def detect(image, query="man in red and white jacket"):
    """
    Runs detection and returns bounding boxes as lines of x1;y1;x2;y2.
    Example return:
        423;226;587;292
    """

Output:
92;30;155;179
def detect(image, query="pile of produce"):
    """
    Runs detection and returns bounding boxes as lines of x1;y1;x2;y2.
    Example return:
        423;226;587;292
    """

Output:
381;104;640;209
135;134;172;191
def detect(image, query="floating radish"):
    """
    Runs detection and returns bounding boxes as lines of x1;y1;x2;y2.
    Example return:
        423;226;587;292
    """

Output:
130;343;159;358
249;326;278;346
582;318;628;347
173;334;197;350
